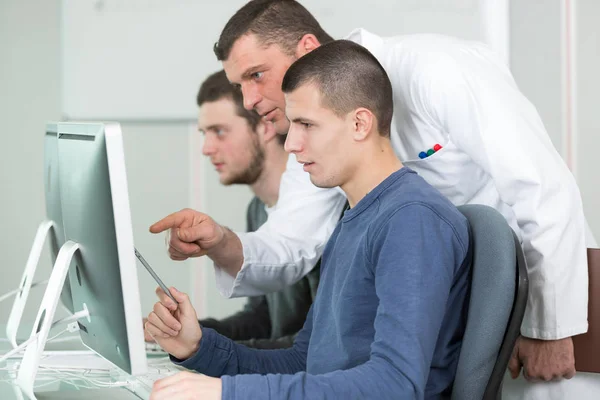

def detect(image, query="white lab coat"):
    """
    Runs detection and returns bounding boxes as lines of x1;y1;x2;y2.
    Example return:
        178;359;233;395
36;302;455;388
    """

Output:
212;28;595;398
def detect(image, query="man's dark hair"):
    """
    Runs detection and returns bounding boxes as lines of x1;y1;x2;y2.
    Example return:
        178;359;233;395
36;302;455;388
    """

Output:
214;0;334;61
197;70;286;145
282;40;394;137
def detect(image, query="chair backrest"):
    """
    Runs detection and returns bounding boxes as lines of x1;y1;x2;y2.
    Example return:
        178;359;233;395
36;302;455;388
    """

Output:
452;205;529;400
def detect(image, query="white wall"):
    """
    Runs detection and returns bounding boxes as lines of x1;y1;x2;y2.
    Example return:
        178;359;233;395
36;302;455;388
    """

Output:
575;0;600;242
510;0;563;150
510;0;599;239
0;0;62;328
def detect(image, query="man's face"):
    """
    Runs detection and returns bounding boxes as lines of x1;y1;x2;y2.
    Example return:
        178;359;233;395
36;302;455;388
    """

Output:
199;98;264;185
284;84;355;189
223;34;295;135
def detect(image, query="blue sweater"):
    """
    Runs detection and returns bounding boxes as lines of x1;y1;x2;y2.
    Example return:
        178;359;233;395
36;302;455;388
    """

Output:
175;168;471;399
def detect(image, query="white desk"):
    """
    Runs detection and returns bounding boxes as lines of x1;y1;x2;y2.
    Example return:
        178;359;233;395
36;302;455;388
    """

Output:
0;326;169;400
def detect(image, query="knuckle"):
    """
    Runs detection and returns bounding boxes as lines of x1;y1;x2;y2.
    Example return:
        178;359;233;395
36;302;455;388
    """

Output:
148;313;158;325
527;368;539;378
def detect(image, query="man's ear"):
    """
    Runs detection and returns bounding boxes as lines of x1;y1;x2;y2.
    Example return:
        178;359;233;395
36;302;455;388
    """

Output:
295;34;321;58
352;108;375;142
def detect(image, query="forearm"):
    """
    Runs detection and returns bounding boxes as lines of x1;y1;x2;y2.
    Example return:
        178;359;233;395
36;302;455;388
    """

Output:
237;333;296;350
518;179;588;339
173;328;306;377
208;227;244;278
221;359;419;400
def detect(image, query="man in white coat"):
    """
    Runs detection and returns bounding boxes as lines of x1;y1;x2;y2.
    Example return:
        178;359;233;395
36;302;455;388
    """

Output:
150;1;596;398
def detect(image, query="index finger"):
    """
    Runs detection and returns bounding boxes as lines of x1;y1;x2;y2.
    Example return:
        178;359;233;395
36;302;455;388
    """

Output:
150;211;188;234
155;286;178;311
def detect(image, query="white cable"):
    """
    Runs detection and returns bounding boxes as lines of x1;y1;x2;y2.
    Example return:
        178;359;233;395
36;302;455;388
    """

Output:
51;310;89;329
37;365;132;388
0;309;89;363
0;334;40;362
0;329;68;363
0;279;49;303
0;364;132;389
46;328;68;344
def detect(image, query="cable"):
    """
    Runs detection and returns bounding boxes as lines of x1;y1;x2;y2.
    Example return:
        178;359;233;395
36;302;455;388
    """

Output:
0;330;69;363
51;310;89;329
0;309;89;363
35;365;132;388
0;334;40;362
46;328;69;344
0;279;49;303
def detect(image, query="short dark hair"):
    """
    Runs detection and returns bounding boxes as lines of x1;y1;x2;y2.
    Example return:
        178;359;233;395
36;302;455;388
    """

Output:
197;70;286;145
282;40;394;137
214;0;334;61
197;70;261;130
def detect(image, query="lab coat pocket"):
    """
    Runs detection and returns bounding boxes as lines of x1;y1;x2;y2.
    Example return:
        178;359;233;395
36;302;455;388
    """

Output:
404;138;483;203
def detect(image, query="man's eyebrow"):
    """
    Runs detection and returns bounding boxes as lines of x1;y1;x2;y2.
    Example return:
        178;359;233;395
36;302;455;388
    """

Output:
241;64;268;80
199;124;225;132
291;117;316;124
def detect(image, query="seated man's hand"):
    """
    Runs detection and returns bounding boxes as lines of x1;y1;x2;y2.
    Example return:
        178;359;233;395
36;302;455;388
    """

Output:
149;208;225;261
142;318;155;343
150;371;221;400
508;335;576;381
145;286;202;360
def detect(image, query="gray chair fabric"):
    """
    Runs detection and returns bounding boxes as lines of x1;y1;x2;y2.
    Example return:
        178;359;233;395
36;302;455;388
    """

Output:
452;205;528;400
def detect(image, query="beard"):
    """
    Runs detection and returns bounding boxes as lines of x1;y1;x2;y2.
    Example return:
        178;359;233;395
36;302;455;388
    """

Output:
222;136;265;185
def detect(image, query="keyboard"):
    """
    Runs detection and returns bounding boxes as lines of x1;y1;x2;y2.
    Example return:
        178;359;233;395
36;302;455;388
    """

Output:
145;341;168;356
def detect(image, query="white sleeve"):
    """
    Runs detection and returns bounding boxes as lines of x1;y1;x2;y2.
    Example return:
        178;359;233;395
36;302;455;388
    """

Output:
214;154;347;298
416;50;588;339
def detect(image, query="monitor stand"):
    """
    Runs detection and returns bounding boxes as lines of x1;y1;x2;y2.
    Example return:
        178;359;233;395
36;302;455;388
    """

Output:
15;240;89;400
6;220;55;348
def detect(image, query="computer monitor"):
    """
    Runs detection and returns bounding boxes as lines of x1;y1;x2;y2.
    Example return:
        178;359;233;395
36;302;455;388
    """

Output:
55;122;146;375
44;123;74;313
5;126;76;348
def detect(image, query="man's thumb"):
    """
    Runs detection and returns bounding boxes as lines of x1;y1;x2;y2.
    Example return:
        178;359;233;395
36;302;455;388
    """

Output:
508;346;522;379
171;287;194;313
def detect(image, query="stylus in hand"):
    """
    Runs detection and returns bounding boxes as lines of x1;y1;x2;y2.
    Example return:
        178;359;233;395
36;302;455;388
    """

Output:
134;248;178;305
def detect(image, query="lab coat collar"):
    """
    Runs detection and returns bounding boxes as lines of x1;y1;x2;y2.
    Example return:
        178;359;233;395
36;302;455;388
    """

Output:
345;28;385;61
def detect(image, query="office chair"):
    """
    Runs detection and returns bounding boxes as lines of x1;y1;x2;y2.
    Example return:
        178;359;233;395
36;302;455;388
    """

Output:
451;205;529;400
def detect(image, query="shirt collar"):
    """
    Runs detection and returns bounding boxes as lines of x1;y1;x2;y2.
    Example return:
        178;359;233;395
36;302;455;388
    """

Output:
345;28;385;60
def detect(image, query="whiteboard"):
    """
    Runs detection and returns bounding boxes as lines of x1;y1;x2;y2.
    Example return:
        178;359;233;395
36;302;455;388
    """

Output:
62;0;490;120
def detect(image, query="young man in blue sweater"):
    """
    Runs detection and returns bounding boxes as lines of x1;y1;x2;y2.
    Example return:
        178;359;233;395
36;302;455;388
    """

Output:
145;40;472;399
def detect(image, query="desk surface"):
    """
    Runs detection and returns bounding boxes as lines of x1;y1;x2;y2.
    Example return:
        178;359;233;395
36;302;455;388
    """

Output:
0;327;147;400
